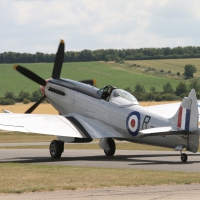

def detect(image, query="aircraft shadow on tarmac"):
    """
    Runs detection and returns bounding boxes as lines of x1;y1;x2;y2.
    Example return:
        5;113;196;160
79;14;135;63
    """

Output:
1;153;200;166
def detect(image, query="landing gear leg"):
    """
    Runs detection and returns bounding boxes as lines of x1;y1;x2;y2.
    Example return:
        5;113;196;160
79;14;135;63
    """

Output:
104;138;116;156
180;150;188;163
49;140;64;158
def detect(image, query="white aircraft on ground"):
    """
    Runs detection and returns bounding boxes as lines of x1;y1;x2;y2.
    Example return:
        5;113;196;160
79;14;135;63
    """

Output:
0;40;199;163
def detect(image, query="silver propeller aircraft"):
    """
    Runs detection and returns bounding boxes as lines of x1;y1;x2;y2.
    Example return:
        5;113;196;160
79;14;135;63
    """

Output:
0;40;199;163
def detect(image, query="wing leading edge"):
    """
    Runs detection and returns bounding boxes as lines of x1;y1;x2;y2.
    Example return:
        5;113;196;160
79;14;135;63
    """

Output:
0;113;82;138
0;113;124;139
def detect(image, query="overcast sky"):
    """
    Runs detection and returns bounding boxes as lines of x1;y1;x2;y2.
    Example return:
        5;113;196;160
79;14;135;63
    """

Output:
1;0;200;53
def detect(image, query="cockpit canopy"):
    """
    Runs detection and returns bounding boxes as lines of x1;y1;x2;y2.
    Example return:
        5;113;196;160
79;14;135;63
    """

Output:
109;89;139;106
98;85;139;107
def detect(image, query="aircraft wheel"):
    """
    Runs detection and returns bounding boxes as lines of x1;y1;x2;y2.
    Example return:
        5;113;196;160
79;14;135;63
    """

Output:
104;138;116;156
49;140;64;158
181;153;187;162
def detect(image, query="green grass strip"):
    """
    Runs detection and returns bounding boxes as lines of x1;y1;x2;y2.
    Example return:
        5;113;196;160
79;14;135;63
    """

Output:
0;163;200;194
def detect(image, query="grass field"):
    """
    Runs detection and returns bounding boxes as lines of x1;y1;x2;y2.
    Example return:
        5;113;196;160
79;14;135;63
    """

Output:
0;61;190;97
1;163;200;193
124;58;200;78
0;102;58;114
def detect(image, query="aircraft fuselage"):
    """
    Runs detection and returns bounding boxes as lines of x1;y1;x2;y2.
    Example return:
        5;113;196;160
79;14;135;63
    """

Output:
45;79;188;150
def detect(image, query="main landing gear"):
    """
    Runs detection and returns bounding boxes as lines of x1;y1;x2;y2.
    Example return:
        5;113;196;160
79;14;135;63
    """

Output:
49;140;64;158
99;138;116;156
104;138;116;156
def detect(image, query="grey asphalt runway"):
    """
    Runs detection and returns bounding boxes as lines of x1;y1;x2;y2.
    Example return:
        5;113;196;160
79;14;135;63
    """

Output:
0;148;200;172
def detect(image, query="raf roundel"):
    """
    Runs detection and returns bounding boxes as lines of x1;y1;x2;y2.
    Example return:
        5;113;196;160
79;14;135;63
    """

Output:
126;111;140;136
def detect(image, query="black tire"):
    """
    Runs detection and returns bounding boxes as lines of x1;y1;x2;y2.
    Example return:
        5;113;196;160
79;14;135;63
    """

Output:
49;140;64;158
181;153;188;162
104;138;116;156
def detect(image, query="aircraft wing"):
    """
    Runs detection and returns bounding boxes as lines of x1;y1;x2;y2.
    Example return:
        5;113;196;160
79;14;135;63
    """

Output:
66;113;125;139
0;113;82;138
0;113;124;139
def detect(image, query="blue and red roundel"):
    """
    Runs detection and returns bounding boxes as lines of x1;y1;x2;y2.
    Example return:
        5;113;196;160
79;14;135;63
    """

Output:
126;111;140;136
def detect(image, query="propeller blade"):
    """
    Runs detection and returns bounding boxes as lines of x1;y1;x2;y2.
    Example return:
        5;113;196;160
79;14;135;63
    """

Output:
25;95;46;114
79;79;97;86
14;65;46;86
52;40;65;79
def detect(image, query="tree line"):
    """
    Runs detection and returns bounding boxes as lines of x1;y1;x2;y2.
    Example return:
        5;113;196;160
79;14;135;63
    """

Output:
0;90;43;105
1;79;200;105
125;79;200;101
1;46;200;63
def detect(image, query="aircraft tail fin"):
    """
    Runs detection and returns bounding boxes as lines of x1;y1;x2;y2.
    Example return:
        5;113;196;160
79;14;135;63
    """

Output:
171;89;199;152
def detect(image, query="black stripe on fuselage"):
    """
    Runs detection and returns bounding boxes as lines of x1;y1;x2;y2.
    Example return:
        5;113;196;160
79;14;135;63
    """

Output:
48;79;100;99
66;116;92;139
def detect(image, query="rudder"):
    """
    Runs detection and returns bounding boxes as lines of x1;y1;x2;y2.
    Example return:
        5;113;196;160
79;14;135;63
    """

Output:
171;89;199;153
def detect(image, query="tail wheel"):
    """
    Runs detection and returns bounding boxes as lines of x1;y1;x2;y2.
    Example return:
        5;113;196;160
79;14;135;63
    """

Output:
104;138;116;156
49;140;64;158
181;153;188;162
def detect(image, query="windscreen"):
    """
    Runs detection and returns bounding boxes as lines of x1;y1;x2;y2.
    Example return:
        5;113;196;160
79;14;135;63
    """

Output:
111;89;138;104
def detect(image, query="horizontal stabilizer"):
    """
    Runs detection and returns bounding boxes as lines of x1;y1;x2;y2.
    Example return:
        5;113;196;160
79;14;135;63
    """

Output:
138;126;187;138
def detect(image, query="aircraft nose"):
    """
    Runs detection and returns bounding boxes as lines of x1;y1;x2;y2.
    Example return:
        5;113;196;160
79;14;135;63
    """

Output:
40;79;50;95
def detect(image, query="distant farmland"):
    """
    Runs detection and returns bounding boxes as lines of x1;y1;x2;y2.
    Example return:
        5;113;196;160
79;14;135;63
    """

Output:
0;60;194;97
124;58;200;78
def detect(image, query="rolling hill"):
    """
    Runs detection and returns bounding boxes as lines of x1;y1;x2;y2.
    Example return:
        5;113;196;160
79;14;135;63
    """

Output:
0;60;194;97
